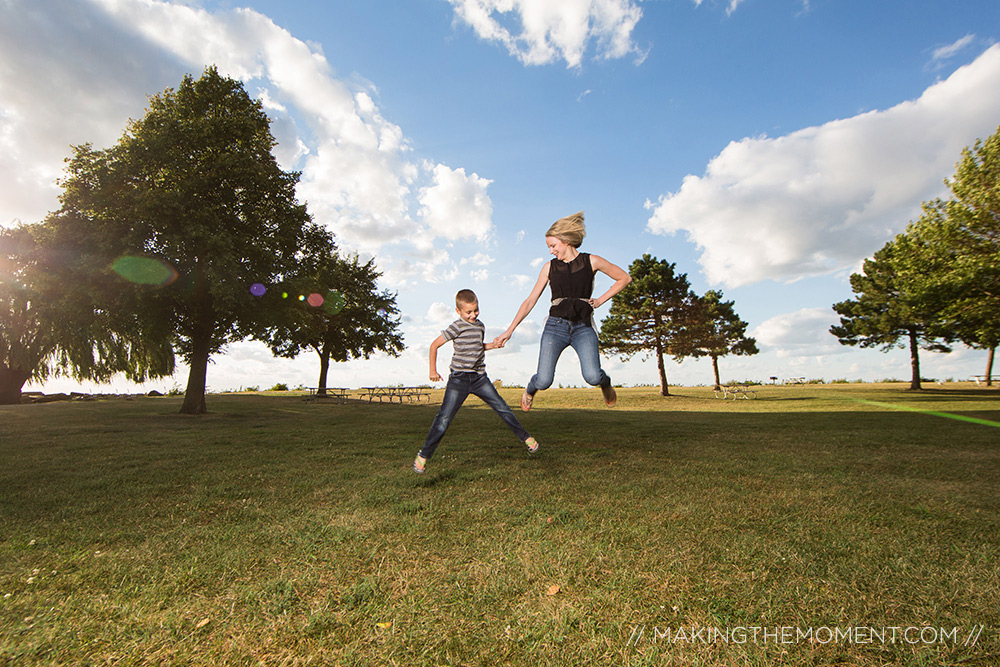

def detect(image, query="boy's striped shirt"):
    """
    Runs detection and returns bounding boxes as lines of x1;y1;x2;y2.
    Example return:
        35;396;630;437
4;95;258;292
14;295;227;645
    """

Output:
443;318;486;373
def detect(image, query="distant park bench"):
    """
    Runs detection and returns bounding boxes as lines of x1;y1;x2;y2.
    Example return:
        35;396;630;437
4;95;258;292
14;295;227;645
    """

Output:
306;387;350;403
714;383;757;400
358;386;432;403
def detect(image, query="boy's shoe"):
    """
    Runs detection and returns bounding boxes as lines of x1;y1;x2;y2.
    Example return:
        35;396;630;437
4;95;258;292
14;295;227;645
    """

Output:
601;383;617;408
520;390;533;412
413;454;427;474
524;437;540;455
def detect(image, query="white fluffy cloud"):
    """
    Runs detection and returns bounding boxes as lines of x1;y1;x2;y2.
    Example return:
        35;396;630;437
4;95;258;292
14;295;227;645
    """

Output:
646;45;1000;288
419;164;494;242
931;34;976;65
427;301;454;323
752;307;843;358
692;0;746;17
446;0;644;68
0;0;494;272
0;0;181;226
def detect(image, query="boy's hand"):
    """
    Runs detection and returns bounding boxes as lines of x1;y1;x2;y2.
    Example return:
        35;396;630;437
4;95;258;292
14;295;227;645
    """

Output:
429;370;442;382
494;333;509;347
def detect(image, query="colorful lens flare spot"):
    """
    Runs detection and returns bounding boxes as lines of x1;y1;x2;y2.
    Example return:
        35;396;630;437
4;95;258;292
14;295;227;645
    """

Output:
324;289;346;315
307;293;324;308
111;256;178;287
250;283;267;297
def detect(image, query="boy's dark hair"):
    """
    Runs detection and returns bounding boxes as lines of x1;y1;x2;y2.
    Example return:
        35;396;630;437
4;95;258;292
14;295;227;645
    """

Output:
456;289;478;307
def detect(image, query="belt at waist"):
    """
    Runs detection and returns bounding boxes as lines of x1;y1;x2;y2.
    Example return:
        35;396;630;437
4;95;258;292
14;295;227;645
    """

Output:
550;297;596;329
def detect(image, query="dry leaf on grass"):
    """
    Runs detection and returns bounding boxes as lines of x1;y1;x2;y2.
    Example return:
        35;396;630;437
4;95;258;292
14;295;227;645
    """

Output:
546;584;560;596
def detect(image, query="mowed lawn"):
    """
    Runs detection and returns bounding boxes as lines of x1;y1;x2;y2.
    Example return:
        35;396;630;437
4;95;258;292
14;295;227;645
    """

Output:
1;384;998;666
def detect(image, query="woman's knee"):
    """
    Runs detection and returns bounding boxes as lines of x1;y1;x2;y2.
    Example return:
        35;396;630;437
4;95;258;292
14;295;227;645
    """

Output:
581;367;607;387
532;373;554;391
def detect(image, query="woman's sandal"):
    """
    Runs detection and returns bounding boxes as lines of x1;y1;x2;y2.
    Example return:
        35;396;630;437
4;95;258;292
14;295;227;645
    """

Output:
520;390;534;412
601;383;617;408
413;455;427;474
524;437;539;455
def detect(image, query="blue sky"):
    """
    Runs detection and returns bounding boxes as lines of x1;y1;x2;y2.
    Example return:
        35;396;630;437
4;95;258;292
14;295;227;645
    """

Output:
3;0;1000;394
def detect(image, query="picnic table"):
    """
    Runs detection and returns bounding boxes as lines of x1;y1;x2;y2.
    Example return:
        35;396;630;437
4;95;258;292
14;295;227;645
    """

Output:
714;383;757;400
306;387;350;403
970;375;994;385
358;386;432;403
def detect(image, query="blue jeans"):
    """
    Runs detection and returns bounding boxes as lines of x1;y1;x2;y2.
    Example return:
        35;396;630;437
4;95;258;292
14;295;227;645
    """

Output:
419;371;530;460
527;316;610;395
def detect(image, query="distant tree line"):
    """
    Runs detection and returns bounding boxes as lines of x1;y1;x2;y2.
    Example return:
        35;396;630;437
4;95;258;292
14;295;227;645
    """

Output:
831;124;1000;390
599;254;758;395
0;67;403;410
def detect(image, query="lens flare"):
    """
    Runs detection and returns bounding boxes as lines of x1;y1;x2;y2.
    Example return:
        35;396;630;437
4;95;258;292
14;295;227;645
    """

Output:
250;283;267;297
324;289;346;315
307;293;324;307
111;256;178;287
847;397;1000;429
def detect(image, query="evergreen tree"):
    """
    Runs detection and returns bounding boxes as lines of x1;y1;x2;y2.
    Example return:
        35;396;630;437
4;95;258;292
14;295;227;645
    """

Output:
599;254;698;396
920;125;1000;384
680;290;758;389
831;238;951;390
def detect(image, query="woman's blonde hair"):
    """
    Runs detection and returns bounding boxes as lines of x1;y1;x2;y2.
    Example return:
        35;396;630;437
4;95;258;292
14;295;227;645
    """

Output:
545;211;586;248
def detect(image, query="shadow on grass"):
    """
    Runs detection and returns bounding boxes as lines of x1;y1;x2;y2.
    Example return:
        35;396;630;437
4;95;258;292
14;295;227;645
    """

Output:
3;392;999;665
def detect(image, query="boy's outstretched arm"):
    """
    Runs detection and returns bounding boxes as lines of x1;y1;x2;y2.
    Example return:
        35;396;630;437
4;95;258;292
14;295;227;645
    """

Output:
428;335;446;382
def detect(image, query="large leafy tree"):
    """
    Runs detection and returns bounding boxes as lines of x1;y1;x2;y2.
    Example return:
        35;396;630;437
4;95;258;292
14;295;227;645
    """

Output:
259;226;404;393
1;225;60;404
599;254;698;396
56;67;312;413
1;221;173;404
830;237;951;390
679;290;758;389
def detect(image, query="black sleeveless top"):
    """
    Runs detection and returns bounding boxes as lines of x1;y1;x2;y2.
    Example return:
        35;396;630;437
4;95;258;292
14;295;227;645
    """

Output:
548;252;595;322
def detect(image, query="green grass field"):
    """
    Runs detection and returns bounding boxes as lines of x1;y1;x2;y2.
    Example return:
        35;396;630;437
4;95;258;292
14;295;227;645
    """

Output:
2;384;998;665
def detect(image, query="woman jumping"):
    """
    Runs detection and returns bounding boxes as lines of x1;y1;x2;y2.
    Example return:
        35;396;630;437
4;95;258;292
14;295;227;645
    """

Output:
494;211;631;411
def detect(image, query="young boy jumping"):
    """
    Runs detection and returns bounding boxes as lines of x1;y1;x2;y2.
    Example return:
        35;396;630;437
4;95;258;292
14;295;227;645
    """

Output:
413;289;539;474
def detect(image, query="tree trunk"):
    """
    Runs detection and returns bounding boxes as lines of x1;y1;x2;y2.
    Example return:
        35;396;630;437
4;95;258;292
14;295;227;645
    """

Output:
316;345;331;397
908;328;922;391
986;347;995;387
711;355;721;390
656;337;670;396
181;329;212;414
0;367;30;405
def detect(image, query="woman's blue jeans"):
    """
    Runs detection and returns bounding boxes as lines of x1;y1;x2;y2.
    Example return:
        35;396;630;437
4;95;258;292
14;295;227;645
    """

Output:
527;316;610;395
419;371;530;460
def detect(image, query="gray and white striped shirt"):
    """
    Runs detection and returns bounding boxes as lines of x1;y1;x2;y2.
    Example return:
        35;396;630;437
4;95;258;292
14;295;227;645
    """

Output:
443;318;487;374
